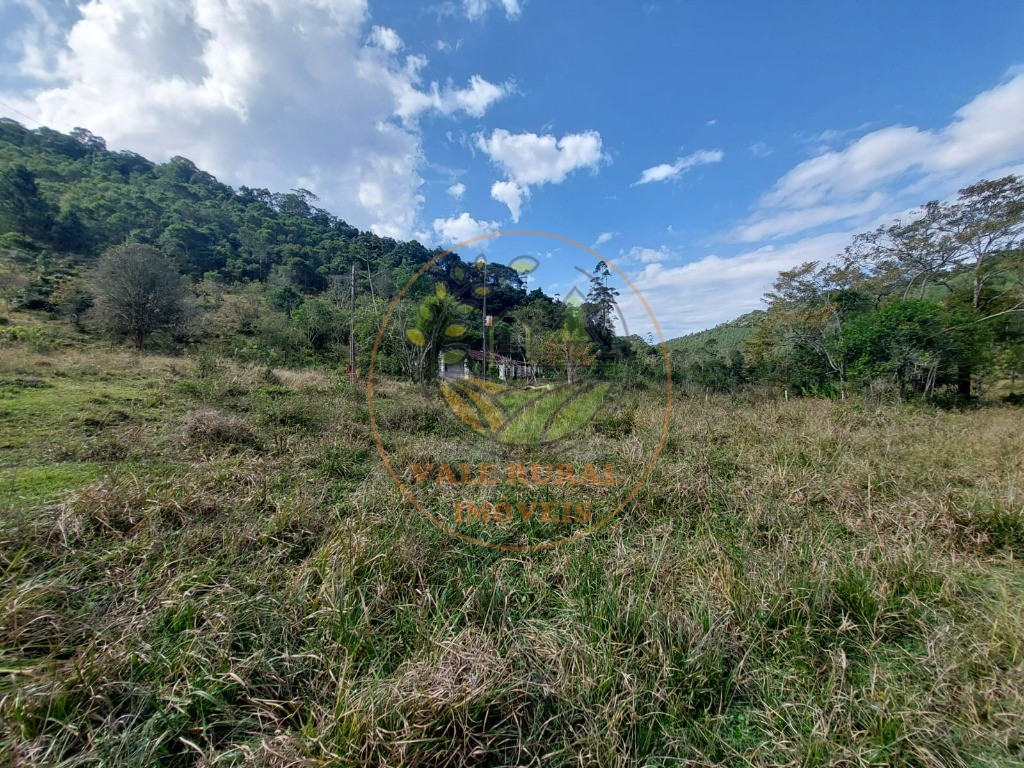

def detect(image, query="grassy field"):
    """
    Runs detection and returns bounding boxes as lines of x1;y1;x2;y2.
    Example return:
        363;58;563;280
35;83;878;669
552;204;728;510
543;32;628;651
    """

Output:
2;325;1024;766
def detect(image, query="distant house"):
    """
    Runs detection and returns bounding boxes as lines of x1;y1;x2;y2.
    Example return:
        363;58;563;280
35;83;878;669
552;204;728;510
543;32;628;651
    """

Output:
439;351;541;381
466;350;542;382
438;354;470;380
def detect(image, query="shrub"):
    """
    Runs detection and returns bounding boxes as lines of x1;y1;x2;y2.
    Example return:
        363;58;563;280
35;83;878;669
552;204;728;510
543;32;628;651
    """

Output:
89;243;188;349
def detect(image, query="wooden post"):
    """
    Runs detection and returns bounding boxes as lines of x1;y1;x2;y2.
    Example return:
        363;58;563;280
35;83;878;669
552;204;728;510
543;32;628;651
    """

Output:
347;261;357;379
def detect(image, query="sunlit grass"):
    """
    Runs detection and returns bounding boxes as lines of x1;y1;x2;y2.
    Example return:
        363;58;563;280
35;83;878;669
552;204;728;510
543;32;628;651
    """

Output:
1;332;1023;766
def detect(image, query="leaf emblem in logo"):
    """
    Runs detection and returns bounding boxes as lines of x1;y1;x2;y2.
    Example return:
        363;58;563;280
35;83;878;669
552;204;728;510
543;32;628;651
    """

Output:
440;378;610;444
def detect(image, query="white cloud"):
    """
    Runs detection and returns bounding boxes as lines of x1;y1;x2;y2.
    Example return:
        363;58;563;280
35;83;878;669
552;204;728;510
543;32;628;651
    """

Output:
432;212;500;244
734;192;888;242
475;128;606;219
594;231;617;247
476;128;605;185
4;0;74;83
452;75;508;116
0;0;510;240
622;245;674;265
634;148;723;185
616;231;853;338
368;25;402;53
447;182;466;200
742;74;1024;243
763;126;935;210
463;0;522;20
383;66;511;123
490;180;527;222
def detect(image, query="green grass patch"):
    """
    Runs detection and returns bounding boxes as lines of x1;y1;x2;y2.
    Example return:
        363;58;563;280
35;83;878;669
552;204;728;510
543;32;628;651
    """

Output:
0;462;105;509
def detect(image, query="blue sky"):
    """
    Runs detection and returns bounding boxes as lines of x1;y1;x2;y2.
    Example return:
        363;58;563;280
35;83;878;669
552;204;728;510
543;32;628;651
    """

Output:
2;0;1023;338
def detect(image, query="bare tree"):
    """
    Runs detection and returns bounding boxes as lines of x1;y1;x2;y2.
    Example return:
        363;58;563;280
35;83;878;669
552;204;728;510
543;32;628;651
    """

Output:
844;202;959;301
91;243;187;349
942;176;1024;312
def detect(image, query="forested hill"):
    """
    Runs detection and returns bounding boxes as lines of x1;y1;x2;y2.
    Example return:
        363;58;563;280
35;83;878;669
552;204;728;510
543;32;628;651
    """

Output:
666;311;766;359
0;118;445;295
0;119;602;376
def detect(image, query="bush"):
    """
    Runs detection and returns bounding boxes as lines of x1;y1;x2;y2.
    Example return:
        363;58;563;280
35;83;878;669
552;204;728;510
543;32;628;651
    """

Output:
0;232;38;257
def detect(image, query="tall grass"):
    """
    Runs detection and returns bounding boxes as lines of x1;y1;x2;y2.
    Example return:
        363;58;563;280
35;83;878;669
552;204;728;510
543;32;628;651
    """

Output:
1;344;1023;766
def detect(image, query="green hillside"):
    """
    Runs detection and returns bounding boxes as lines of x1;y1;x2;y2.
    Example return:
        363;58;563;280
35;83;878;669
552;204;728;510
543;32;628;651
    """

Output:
0;119;437;294
666;310;765;358
0;120;579;373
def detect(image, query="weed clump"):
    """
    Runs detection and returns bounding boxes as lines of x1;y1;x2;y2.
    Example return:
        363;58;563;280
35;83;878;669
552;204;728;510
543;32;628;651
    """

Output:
180;408;256;449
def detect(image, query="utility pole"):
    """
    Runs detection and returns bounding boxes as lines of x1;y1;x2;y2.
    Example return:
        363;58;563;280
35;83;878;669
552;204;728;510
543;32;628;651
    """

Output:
481;256;487;380
348;261;356;379
602;261;610;331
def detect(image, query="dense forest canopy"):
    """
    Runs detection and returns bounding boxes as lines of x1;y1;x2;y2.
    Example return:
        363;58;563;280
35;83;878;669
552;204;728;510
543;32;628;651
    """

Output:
1;118;1022;401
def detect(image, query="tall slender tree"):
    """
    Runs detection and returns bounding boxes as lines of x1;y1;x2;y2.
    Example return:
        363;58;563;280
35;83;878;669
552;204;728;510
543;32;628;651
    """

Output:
585;260;619;349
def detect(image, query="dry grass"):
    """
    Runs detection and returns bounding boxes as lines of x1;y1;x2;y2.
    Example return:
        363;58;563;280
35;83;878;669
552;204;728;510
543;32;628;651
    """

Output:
181;409;257;451
2;338;1024;766
271;368;332;391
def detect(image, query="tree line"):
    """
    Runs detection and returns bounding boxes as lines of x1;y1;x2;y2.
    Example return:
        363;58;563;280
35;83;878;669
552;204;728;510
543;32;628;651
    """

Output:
745;176;1023;400
1;119;1021;400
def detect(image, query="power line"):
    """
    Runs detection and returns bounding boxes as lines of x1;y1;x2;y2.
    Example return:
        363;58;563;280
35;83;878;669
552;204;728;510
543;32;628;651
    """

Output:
0;99;45;128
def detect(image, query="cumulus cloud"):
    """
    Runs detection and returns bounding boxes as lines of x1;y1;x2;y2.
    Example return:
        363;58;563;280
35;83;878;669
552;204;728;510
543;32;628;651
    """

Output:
432;211;500;244
634;148;723;185
593;231;617;247
475;128;606;220
389;72;510;123
0;0;510;239
489;180;527;222
368;25;402;53
447;182;466;200
477;129;605;185
463;0;522;21
740;73;1024;243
